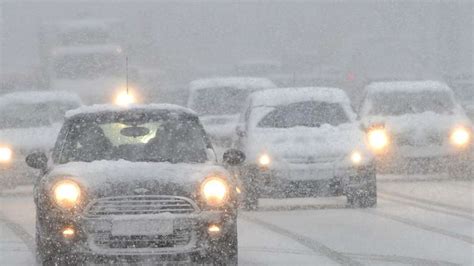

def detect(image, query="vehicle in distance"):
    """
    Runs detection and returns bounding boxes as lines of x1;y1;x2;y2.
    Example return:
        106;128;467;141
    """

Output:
187;77;276;148
359;80;473;177
0;91;82;189
27;104;245;265
234;87;376;209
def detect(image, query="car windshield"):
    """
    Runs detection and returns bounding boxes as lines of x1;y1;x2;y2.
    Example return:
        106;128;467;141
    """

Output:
0;101;79;129
57;112;209;164
191;87;254;115
257;101;349;128
368;91;455;116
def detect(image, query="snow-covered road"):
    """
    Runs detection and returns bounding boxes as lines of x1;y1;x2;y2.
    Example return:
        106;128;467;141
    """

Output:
1;177;473;265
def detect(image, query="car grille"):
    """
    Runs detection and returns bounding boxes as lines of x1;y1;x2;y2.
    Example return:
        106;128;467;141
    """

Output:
85;196;198;217
92;229;193;249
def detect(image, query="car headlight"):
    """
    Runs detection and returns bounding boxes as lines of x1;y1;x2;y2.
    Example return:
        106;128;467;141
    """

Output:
258;153;271;167
0;146;12;163
367;128;389;152
201;177;229;207
450;127;471;147
350;151;363;165
52;180;81;209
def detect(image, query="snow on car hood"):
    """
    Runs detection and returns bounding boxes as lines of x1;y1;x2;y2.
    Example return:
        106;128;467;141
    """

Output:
362;111;472;142
246;123;366;163
200;114;239;139
47;160;230;197
0;124;61;152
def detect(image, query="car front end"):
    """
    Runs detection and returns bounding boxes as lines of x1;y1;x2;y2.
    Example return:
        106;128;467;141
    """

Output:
35;165;238;264
364;120;473;176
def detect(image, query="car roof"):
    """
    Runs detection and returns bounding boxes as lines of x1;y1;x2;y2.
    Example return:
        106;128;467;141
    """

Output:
65;103;196;119
249;87;351;108
189;77;276;92
365;80;452;94
0;90;82;105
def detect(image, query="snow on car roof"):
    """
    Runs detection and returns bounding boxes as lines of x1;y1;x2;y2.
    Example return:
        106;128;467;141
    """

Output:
250;87;351;107
189;77;276;92
52;44;122;56
66;103;196;118
0;91;82;105
366;80;452;94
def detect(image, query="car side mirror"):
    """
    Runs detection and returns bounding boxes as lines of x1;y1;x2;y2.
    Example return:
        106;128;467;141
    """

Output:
235;126;247;138
223;149;246;166
25;152;48;170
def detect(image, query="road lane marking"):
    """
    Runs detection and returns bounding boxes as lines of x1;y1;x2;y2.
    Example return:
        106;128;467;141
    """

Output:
364;210;474;245
378;194;474;221
0;211;35;255
378;189;473;214
241;213;362;266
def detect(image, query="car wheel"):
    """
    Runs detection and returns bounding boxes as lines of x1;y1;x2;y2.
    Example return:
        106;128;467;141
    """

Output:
347;170;377;208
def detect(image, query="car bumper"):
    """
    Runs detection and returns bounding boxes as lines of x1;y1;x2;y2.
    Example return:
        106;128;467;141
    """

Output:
375;146;472;173
244;162;375;198
39;210;235;259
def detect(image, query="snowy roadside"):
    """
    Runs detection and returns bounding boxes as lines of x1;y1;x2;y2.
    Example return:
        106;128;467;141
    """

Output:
0;215;35;265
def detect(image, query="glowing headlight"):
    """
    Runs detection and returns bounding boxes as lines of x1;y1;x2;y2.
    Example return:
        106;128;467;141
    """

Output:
258;153;271;167
367;128;389;151
0;147;12;162
53;180;81;209
350;151;363;165
450;127;471;147
201;177;228;207
114;91;136;106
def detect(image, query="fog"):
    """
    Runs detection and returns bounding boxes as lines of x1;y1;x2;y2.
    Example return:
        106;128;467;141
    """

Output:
1;1;472;102
0;1;473;265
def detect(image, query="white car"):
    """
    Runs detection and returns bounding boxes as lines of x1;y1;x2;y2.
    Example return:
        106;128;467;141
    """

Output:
359;81;473;177
451;78;474;121
0;91;82;189
27;104;244;265
187;77;276;147
234;87;376;209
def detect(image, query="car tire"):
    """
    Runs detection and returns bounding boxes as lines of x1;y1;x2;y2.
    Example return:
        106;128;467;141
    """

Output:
347;169;377;208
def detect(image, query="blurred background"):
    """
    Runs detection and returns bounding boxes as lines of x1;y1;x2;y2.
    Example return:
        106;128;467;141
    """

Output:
1;0;472;105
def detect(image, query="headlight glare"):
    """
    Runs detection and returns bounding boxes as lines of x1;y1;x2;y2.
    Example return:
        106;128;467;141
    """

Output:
258;153;271;166
350;151;363;165
53;180;81;209
367;128;389;151
201;177;228;207
450;127;471;147
0;147;12;162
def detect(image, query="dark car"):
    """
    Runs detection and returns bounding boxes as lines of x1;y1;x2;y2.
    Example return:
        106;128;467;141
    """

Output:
27;104;245;265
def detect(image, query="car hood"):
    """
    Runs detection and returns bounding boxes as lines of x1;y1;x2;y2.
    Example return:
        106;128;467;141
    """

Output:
0;124;61;152
46;160;229;198
246;123;366;163
362;112;472;144
200;114;239;138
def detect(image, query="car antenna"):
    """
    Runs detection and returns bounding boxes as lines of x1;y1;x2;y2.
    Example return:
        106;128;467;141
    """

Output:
126;56;129;95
